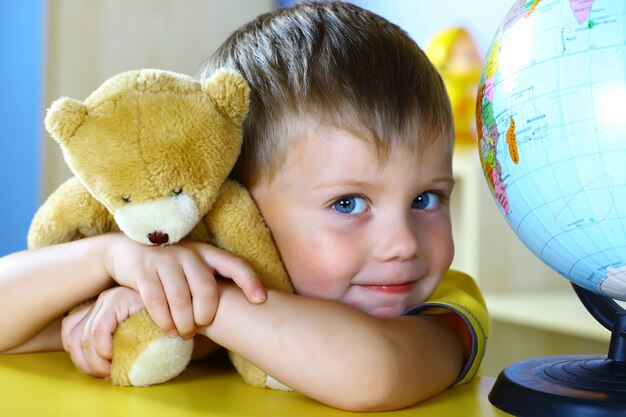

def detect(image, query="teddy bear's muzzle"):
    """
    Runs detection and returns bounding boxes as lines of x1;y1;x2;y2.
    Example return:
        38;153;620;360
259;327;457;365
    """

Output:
114;194;200;246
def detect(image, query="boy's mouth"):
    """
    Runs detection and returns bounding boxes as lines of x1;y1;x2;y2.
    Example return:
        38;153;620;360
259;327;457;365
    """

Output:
357;282;415;294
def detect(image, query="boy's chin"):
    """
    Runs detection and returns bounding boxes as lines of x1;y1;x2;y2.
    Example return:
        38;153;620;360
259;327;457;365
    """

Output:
363;304;408;319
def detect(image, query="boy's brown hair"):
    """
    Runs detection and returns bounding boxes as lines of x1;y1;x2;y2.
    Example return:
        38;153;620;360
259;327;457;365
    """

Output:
197;1;453;188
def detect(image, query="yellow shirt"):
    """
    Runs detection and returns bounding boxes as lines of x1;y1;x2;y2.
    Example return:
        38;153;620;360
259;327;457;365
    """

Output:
403;269;489;385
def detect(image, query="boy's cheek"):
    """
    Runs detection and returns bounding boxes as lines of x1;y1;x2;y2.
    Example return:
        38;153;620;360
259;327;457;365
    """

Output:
286;251;351;297
422;217;455;267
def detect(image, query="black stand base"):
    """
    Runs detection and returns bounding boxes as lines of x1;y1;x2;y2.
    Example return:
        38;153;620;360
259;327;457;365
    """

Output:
489;355;626;416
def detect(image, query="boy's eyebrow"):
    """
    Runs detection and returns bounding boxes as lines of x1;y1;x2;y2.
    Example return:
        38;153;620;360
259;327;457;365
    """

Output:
432;176;456;188
310;179;377;191
311;176;455;191
421;176;456;192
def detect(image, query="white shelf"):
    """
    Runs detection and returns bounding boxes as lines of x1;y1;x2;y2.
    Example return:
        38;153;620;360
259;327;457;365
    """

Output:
485;291;611;343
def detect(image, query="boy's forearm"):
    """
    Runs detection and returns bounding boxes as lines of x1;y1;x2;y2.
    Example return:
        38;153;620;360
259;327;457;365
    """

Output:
0;236;116;352
199;283;463;411
1;317;64;353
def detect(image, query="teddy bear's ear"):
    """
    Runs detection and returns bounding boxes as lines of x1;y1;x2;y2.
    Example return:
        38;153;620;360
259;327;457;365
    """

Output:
44;97;87;145
203;69;250;126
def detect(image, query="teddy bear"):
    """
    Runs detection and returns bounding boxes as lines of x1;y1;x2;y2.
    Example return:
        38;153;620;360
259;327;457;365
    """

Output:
27;68;293;389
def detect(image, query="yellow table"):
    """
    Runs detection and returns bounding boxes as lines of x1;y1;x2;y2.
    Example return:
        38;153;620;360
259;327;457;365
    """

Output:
0;351;509;416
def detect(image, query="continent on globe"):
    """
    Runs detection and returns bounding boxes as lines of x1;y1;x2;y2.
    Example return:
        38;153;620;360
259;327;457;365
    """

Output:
477;53;508;214
526;0;541;16
505;117;518;164
570;0;594;25
600;265;626;300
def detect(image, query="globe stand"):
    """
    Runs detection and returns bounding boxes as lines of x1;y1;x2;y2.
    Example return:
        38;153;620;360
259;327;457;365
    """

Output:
488;284;626;416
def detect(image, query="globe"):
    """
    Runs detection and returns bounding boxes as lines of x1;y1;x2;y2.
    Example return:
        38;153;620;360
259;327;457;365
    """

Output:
476;0;626;301
477;1;626;415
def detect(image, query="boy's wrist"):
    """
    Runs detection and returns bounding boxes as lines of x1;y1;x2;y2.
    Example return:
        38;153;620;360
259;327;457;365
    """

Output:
197;280;249;336
97;233;126;287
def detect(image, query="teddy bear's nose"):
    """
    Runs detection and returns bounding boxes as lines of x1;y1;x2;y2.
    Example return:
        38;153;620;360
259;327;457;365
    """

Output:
148;231;169;245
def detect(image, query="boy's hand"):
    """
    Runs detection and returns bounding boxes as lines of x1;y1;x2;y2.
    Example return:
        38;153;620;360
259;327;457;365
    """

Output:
104;236;266;338
61;286;145;378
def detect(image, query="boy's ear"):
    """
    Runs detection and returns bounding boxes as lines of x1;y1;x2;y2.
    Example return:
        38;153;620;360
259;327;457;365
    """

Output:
203;68;250;125
44;97;87;146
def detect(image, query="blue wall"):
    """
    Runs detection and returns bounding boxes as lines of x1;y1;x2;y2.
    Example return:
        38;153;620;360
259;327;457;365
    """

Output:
0;1;45;256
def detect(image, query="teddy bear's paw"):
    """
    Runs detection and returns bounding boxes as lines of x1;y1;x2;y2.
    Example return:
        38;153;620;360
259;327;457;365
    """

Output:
126;335;194;387
265;375;294;392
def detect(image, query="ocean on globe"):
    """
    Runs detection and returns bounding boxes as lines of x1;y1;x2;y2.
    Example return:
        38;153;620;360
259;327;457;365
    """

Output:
476;0;626;300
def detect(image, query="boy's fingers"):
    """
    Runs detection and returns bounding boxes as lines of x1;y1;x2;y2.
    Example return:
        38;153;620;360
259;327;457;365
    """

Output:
81;338;111;377
198;246;266;304
63;310;108;378
80;302;112;376
91;287;146;359
61;306;91;352
183;258;219;326
157;265;195;339
70;346;98;377
137;278;177;337
89;303;117;360
231;273;267;304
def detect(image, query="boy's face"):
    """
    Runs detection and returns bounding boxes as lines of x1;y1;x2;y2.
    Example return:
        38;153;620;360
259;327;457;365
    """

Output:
251;127;454;318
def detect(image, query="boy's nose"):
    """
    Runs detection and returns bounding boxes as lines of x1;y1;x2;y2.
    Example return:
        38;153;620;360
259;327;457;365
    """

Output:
374;215;420;262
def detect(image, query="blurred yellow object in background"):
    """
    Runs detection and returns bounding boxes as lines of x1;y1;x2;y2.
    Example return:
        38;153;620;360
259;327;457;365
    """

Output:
426;27;482;148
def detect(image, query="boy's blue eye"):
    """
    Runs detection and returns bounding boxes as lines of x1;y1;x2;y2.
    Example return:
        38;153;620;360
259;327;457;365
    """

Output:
412;192;439;210
332;196;367;214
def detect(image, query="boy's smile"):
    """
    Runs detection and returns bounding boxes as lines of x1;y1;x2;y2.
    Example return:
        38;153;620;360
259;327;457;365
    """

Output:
251;126;455;318
357;282;416;294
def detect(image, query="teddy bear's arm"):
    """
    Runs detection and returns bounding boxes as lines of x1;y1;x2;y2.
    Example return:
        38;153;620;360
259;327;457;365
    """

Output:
203;179;292;294
28;176;117;249
202;179;293;389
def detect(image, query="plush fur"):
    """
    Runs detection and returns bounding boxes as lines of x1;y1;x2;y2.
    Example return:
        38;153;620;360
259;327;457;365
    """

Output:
28;68;293;388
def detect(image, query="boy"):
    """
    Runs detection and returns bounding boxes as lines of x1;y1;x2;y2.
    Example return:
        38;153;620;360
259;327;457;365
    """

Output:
0;1;488;411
